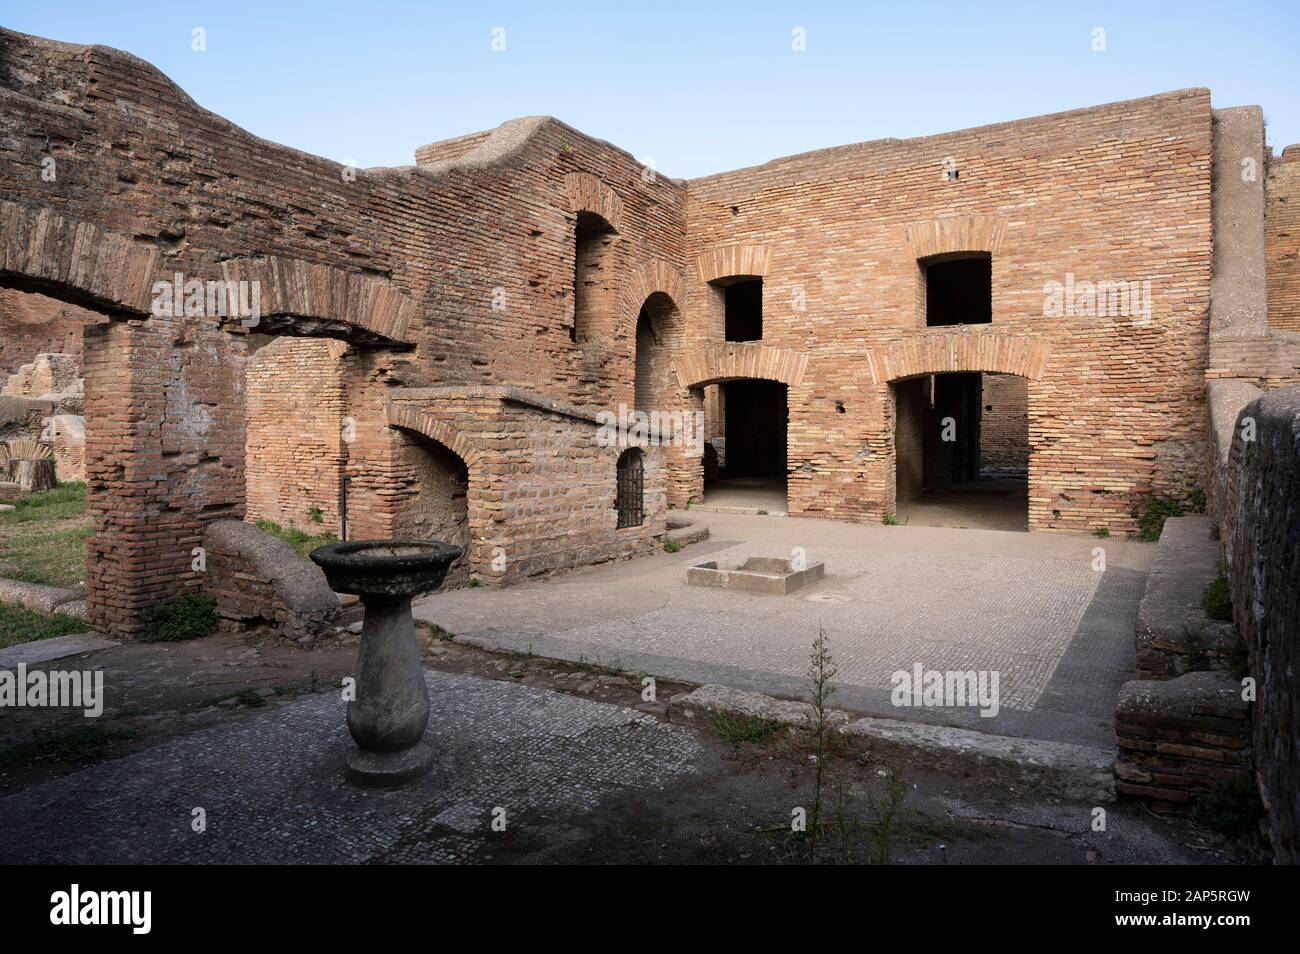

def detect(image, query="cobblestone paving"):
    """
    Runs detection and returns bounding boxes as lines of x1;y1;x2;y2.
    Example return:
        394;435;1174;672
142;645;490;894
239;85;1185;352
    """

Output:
0;671;702;864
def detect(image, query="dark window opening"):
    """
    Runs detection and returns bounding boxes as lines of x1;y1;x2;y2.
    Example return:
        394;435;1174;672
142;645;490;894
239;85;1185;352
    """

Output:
923;254;991;327
615;448;644;528
724;278;763;342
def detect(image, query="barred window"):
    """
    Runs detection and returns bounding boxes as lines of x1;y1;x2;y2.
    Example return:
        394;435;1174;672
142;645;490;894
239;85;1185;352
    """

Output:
616;448;644;529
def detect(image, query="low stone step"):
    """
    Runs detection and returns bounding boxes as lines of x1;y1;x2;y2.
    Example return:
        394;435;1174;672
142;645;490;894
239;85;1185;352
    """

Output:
664;516;709;547
1135;515;1232;679
670;683;1115;803
0;632;116;668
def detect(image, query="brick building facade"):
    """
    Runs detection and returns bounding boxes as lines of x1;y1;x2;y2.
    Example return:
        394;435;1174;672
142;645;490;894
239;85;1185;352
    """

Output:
0;27;1295;637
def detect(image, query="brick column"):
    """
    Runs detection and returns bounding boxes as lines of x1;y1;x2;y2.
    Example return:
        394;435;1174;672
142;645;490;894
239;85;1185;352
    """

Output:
83;316;246;637
340;350;409;540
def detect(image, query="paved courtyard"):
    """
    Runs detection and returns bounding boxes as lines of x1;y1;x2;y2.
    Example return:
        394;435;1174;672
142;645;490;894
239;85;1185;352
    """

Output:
416;512;1155;748
0;670;701;864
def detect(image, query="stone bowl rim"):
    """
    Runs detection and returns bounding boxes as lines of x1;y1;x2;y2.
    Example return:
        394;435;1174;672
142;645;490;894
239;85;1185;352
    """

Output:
309;539;464;575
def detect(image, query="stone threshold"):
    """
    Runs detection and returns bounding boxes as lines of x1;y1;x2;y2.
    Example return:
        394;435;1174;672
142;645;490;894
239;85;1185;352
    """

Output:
670;684;1116;804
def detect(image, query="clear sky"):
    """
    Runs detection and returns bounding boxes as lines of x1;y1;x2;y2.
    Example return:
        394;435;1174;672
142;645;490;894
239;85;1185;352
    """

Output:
4;1;1297;178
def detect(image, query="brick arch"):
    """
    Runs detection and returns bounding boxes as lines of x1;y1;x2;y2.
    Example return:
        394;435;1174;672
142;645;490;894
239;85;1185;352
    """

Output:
383;404;483;469
693;244;772;284
0;201;420;345
866;333;1049;384
904;215;1007;260
563;172;625;232
672;343;809;390
218;256;417;345
0;200;161;315
623;259;687;317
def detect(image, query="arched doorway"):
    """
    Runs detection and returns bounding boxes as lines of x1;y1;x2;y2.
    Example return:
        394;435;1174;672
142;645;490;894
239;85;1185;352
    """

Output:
670;343;807;512
391;432;471;587
633;291;677;412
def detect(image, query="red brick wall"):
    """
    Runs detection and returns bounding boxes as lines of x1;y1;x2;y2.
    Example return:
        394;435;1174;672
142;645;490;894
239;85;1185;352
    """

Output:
1265;146;1300;334
980;373;1029;471
684;90;1213;530
0;288;93;377
0;28;685;633
245;337;347;534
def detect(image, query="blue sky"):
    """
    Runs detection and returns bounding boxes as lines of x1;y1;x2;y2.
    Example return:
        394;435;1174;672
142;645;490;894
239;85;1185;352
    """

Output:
4;1;1297;178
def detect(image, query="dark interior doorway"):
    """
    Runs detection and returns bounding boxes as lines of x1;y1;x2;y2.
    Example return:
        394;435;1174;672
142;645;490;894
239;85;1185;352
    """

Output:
702;378;787;513
892;372;1028;530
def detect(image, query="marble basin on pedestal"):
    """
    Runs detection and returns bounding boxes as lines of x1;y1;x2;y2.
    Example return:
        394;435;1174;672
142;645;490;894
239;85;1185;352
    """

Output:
310;540;463;787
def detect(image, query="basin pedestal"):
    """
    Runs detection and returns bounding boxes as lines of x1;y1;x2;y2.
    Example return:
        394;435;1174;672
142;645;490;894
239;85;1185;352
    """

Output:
345;592;434;786
310;540;463;788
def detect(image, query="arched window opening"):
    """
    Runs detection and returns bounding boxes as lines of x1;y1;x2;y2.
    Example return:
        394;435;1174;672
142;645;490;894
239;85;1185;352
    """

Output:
615;447;644;529
634;292;676;412
573;211;617;344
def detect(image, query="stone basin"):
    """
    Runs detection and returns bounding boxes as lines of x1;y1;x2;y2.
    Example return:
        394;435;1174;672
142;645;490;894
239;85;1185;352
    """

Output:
687;555;825;595
310;539;462;602
309;539;463;787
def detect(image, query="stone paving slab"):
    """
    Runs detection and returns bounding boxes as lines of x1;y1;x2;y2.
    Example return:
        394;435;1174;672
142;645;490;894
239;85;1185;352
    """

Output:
0;632;116;668
0;670;702;864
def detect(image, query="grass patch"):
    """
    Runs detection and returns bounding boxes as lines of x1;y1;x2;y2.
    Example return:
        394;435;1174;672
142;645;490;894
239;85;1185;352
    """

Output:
571;655;622;677
1130;494;1185;542
1202;575;1233;622
0;482;86;521
1093;526;1110;538
1224;630;1251;681
204;687;266;708
0;600;88;649
1194;775;1263;839
253;519;338;561
711;711;785;747
0;724;136;770
663;538;683;553
137;593;218;643
0;482;91;587
882;513;900;526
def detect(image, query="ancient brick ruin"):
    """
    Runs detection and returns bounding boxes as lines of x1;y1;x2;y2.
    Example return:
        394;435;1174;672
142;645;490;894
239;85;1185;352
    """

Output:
0;27;1297;643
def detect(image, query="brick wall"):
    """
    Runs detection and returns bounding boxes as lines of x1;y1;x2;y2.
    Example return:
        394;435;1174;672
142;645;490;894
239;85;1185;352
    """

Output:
0;288;92;376
385;387;667;584
0;28;685;633
201;519;340;642
0;26;1276;636
3;352;79;396
1115;672;1251;808
1223;387;1300;863
685;89;1213;530
980;372;1028;471
245;337;347;534
1265;146;1300;333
